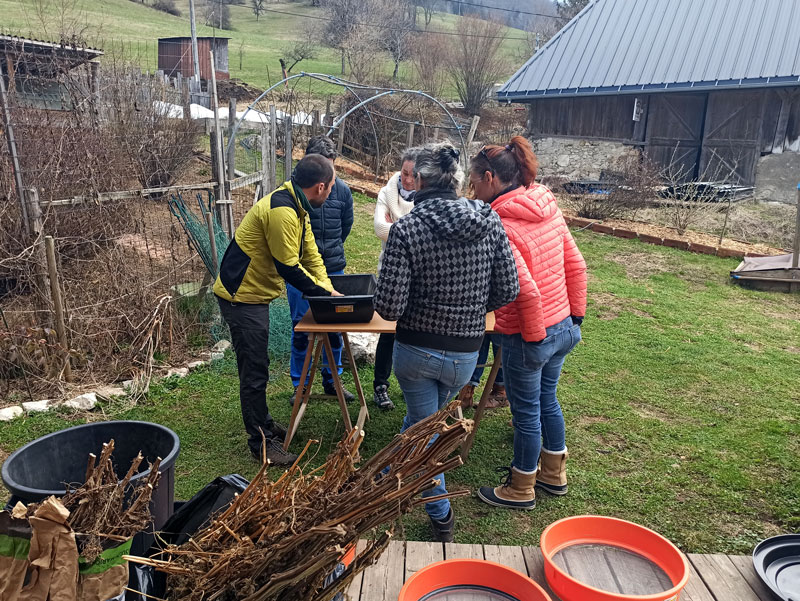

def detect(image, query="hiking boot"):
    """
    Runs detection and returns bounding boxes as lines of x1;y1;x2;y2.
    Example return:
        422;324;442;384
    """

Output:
429;508;455;543
324;383;356;404
373;385;395;411
477;466;536;510
484;384;509;409
457;384;475;409
268;421;287;443
535;448;569;496
252;439;299;466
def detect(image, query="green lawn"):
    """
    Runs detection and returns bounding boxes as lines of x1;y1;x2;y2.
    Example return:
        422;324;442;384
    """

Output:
2;0;527;95
1;192;798;554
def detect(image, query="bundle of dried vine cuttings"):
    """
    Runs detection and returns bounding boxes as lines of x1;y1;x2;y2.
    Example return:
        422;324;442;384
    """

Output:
25;438;160;562
126;401;473;601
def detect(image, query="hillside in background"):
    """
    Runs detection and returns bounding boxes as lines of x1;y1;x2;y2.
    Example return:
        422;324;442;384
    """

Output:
1;0;533;96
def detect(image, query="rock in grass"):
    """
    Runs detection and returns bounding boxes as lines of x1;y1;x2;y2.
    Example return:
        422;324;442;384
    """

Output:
0;406;23;421
22;399;54;413
212;339;231;353
64;392;98;411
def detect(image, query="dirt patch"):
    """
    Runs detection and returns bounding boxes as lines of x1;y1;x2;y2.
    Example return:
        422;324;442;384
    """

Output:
630;402;673;423
590;292;653;320
577;415;611;426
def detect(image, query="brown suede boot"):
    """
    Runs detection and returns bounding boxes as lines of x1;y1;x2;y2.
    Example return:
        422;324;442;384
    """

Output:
484;384;509;409
457;384;475;409
535;448;568;496
477;467;536;510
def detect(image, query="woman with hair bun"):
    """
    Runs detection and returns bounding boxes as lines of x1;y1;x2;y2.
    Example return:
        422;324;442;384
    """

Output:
375;142;519;541
470;136;587;511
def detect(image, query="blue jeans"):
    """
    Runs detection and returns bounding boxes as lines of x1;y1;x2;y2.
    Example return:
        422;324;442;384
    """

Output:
393;342;479;521
501;317;581;472
469;334;504;387
287;270;344;388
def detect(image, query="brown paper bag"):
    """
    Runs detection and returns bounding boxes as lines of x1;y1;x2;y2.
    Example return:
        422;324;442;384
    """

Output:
76;538;132;601
0;508;32;601
18;497;78;601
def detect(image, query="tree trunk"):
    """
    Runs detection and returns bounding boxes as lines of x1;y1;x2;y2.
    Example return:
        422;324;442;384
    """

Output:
393;60;399;81
341;48;345;75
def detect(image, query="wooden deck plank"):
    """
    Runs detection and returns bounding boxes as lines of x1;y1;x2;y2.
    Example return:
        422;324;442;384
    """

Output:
689;553;763;601
444;542;485;560
346;539;370;601
726;554;777;601
680;557;718;601
521;546;561;600
405;540;444;581
483;544;528;575
361;540;405;601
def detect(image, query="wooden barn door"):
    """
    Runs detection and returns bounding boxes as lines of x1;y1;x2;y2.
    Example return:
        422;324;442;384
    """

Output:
698;90;764;186
645;93;707;182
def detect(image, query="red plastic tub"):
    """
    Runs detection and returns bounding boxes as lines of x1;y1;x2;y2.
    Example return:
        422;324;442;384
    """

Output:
398;558;551;601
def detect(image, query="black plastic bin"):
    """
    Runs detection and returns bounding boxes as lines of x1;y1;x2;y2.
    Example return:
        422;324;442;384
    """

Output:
1;421;180;530
305;273;377;324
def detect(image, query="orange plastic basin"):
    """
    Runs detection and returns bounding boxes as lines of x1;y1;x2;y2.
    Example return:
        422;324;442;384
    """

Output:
540;515;690;601
398;558;551;601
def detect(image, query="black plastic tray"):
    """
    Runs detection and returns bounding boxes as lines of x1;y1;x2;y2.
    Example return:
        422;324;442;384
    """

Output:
305;274;377;324
753;534;800;601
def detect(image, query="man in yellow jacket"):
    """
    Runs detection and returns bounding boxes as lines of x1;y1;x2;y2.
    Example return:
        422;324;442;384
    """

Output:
214;154;341;465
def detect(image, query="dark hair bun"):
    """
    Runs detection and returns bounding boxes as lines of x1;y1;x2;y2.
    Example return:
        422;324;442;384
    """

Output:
435;143;459;170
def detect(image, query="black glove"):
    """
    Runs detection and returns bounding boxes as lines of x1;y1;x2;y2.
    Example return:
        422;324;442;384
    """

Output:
571;315;584;326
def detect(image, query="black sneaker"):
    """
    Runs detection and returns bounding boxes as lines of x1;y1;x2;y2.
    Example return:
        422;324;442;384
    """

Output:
251;439;299;466
323;383;356;404
289;386;306;407
429;508;455;543
373;385;394;411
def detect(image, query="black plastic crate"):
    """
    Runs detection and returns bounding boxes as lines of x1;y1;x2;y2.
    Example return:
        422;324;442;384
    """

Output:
304;274;377;324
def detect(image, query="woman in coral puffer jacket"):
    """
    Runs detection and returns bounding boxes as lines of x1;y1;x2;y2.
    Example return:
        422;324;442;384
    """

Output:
470;136;588;511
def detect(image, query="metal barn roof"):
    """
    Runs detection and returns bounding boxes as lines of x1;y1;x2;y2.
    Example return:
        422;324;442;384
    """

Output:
499;0;800;100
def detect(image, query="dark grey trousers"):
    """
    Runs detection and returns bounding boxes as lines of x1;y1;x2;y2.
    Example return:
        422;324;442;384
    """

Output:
217;296;274;454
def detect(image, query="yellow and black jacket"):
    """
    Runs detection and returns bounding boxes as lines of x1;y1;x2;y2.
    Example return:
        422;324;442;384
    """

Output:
213;181;333;304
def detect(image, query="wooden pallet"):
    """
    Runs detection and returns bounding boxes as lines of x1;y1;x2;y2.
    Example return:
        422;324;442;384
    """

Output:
344;541;776;601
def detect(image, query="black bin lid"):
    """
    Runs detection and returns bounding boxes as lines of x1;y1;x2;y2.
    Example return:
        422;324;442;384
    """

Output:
753;534;800;601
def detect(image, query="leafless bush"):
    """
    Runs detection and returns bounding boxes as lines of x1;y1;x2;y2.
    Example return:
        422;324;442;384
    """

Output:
446;17;509;115
101;64;201;188
411;33;449;98
727;202;797;250
152;0;181;16
661;145;744;235
568;153;659;221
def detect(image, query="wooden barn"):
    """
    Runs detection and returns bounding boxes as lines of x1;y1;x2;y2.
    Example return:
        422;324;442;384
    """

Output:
498;0;800;189
157;36;229;81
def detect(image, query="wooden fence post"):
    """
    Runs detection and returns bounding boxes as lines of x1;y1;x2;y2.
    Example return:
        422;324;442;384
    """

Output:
284;115;293;183
205;213;219;276
44;236;72;382
337;115;346;157
433;127;441;142
312;109;320;137
462;115;481;167
261;124;275;196
269;105;278;188
407;122;415;149
25;189;51;320
227;97;236;182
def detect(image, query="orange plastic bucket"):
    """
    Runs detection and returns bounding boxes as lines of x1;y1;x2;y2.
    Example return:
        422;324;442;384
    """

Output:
398;558;551;601
540;515;690;601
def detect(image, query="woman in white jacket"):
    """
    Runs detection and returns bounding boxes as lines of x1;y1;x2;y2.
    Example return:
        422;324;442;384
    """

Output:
372;147;419;410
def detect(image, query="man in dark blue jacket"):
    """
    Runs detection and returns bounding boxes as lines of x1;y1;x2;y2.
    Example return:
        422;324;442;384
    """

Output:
287;136;356;402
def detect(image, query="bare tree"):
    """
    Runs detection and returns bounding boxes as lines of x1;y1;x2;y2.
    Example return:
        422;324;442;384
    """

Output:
152;0;181;16
251;0;266;21
411;32;448;97
446;17;508;115
204;0;231;30
379;0;416;81
25;0;93;42
419;0;439;28
279;37;318;75
556;0;589;20
321;0;364;75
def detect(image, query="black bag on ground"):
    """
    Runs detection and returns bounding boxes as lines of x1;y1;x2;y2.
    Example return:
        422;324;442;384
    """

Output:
126;474;250;601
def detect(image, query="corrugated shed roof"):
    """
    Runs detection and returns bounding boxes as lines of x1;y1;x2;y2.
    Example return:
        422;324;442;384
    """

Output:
499;0;800;100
